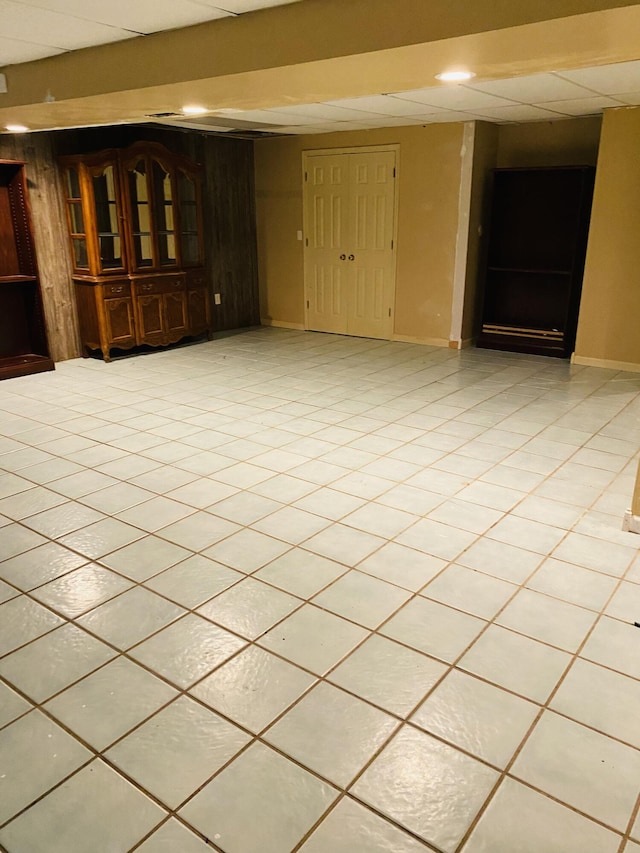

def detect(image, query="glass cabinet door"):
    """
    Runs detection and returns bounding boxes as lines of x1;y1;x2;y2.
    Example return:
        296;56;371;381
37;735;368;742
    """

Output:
177;169;202;267
152;159;177;267
63;167;90;271
127;159;154;269
90;164;125;272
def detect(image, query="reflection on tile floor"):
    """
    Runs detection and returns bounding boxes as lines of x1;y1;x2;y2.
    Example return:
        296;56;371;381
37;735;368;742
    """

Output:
0;327;639;852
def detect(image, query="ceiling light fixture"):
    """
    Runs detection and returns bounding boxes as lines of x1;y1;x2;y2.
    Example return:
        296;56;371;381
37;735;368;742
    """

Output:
181;106;208;116
5;124;29;133
435;71;476;82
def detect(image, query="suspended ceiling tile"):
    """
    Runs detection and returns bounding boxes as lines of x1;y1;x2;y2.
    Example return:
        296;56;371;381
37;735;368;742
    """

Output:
472;104;566;122
275;124;342;135
268;103;394;121
0;0;135;49
193;0;301;12
388;86;515;111
556;60;640;95
213;108;326;124
614;91;640;105
537;96;622;116
0;35;66;65
419;111;488;124
468;73;599;103
320;95;430;117
347;115;427;127
14;0;231;34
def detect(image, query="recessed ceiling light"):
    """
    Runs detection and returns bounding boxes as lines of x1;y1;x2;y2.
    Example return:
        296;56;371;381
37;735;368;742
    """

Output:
5;124;29;132
181;106;208;116
435;71;476;82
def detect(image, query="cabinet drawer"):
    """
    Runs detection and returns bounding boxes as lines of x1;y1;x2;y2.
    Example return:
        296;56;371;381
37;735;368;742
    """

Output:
135;277;185;295
186;270;207;289
103;281;131;298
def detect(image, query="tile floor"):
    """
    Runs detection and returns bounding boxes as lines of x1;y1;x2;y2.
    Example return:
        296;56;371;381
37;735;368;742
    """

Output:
0;327;639;852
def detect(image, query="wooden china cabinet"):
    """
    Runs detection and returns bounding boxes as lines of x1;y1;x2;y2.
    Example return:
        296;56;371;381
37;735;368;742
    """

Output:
59;142;211;361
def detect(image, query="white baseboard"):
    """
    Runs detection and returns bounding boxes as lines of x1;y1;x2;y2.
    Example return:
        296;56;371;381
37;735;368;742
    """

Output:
571;353;640;373
391;333;449;348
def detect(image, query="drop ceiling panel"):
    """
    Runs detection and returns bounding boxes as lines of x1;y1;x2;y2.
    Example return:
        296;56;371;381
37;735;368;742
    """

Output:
538;96;621;116
260;103;377;121
469;73;599;103
557;61;640;95
614;91;640;105
192;0;300;11
14;0;230;34
473;104;565;122
320;94;431;117
389;86;515;111
214;108;327;124
0;35;66;64
0;0;133;49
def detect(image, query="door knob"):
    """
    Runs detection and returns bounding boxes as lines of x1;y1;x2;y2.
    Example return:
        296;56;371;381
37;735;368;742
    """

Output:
348;254;355;261
339;254;346;260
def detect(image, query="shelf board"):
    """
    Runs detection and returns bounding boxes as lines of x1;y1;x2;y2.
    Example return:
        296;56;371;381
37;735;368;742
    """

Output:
0;353;54;380
0;275;38;284
488;267;571;275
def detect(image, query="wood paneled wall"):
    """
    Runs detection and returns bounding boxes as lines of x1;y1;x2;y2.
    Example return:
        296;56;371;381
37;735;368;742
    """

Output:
0;134;78;361
0;125;260;361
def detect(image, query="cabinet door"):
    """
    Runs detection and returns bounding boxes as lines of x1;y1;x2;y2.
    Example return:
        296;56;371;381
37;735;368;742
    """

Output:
163;291;188;340
104;297;135;346
89;162;126;274
188;287;210;335
136;293;164;344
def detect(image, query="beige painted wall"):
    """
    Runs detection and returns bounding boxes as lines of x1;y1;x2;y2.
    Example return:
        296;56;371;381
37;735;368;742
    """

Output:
574;106;640;368
497;116;602;168
255;123;465;343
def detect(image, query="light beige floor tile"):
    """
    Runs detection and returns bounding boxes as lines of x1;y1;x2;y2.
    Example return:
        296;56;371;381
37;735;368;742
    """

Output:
512;711;640;830
462;778;620;853
459;624;571;702
0;760;166;853
106;696;250;808
179;743;338;853
328;634;447;717
353;725;498;853
412;669;539;767
192;646;315;733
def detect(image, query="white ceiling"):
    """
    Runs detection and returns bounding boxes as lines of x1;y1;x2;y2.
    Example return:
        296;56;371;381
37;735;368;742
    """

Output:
3;1;640;134
0;0;301;66
156;61;640;135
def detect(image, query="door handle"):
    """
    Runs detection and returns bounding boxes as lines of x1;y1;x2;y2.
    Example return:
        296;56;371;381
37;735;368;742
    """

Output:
348;254;355;261
339;254;346;260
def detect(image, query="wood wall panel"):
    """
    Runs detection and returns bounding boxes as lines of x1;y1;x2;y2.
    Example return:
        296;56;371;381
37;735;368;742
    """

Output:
0;125;260;361
0;135;79;361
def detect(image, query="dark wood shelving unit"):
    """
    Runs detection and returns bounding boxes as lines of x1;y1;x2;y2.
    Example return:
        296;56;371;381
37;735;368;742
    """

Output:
477;166;595;358
0;160;54;380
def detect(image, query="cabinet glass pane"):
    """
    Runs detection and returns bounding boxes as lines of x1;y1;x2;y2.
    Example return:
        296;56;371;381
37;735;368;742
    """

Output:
65;168;81;199
152;160;176;266
180;234;200;266
127;160;153;268
72;237;89;269
177;170;200;266
93;166;123;270
68;202;84;234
